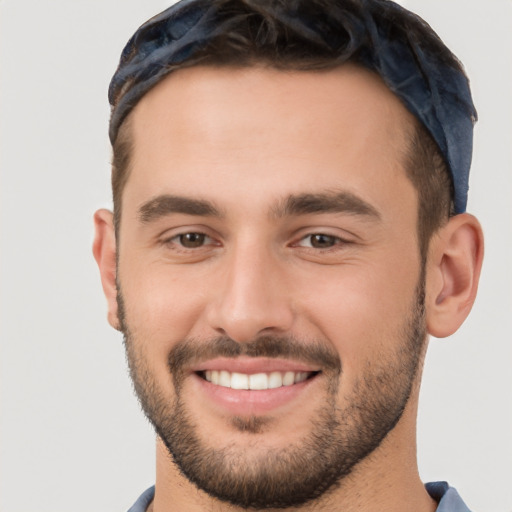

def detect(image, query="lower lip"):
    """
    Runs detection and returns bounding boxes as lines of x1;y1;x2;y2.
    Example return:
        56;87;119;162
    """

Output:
191;373;319;416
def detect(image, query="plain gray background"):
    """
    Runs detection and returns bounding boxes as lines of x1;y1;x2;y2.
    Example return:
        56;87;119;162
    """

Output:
1;1;511;511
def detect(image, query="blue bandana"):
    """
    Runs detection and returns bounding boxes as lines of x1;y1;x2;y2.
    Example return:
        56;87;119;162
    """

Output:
109;0;477;213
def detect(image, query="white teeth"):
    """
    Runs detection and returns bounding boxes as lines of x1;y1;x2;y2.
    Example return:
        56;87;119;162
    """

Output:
282;371;295;386
268;371;283;389
203;370;313;390
249;373;268;390
230;372;249;390
294;372;309;384
219;370;231;387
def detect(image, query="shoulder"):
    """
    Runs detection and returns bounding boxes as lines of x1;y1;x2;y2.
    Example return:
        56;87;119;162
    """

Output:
426;482;473;512
127;486;155;512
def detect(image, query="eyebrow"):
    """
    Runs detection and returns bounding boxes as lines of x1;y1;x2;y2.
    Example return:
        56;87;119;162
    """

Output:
271;191;381;220
137;190;380;224
138;195;223;223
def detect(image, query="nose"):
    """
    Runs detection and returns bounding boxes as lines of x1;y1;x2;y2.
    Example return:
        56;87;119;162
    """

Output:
206;241;294;343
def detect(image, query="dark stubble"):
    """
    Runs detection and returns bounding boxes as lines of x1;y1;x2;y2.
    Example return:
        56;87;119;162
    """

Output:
118;278;427;509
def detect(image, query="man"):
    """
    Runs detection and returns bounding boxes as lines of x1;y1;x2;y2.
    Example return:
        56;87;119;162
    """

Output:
93;1;484;511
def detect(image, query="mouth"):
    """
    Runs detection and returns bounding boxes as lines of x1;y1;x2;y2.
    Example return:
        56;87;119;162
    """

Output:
198;369;318;390
189;357;322;416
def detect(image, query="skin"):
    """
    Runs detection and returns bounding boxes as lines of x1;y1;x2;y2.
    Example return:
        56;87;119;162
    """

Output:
94;64;484;512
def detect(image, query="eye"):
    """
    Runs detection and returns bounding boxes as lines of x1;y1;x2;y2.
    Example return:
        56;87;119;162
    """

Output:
181;232;206;248
168;232;213;249
298;233;342;249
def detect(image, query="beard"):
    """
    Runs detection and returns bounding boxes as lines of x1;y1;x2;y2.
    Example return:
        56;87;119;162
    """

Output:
118;278;427;509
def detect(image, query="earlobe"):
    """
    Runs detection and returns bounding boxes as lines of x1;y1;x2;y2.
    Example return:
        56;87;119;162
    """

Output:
92;209;121;331
426;213;484;338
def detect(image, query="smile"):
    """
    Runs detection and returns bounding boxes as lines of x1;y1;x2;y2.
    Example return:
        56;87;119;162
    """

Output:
191;359;322;414
202;370;315;390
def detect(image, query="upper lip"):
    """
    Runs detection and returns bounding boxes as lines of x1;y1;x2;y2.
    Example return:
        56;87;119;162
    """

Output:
190;356;320;375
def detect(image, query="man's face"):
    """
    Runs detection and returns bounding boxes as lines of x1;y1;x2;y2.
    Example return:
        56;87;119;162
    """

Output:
116;65;426;508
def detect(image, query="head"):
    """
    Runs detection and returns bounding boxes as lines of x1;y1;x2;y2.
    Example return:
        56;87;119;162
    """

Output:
94;1;483;509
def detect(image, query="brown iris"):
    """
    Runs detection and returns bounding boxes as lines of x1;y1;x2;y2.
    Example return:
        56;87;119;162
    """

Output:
309;234;337;248
179;233;206;248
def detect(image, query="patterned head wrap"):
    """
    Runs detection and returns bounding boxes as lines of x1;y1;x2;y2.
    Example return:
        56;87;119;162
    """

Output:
109;0;477;213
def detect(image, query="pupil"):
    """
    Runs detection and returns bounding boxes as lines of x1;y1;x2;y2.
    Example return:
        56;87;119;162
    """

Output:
311;234;335;248
180;233;205;248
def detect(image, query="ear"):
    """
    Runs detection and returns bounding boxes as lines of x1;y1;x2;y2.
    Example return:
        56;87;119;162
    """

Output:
93;209;120;330
426;213;484;338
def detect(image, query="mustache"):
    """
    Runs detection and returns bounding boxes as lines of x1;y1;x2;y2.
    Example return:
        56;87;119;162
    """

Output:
168;335;342;376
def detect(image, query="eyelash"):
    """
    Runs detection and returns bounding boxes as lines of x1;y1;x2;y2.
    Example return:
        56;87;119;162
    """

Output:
161;231;350;252
294;233;349;250
163;232;217;250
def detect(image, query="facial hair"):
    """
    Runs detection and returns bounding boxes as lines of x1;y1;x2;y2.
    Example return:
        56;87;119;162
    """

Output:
118;279;427;509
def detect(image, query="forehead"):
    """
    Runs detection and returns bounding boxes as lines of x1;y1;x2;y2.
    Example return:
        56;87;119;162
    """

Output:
124;64;416;216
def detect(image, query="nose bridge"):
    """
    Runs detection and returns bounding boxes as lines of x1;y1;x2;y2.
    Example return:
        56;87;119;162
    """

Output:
207;236;294;342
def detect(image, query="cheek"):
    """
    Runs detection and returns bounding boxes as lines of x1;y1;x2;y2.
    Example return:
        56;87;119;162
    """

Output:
296;257;420;369
118;257;211;355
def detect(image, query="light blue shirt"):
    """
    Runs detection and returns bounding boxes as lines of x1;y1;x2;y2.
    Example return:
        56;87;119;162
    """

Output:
128;481;472;511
